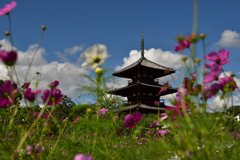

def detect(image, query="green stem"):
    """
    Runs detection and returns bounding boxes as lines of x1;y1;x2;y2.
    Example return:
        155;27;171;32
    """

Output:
24;31;44;82
7;14;13;50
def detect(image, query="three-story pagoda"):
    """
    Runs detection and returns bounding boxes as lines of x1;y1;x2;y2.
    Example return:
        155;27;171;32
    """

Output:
110;31;178;113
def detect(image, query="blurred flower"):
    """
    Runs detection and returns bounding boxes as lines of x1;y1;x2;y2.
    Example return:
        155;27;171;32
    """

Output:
113;116;119;118
167;153;181;160
205;48;230;66
74;116;80;124
49;80;59;89
150;120;160;127
0;80;17;108
175;87;188;102
35;143;44;153
199;33;206;39
156;82;170;96
0;50;17;66
22;82;30;89
24;88;35;102
81;44;110;69
95;108;108;115
41;88;63;105
174;36;192;52
5;31;10;36
41;25;46;30
155;130;168;136
204;63;222;83
74;154;94;160
154;101;160;107
35;89;42;95
63;117;68;121
0;1;17;16
124;111;142;128
219;76;237;93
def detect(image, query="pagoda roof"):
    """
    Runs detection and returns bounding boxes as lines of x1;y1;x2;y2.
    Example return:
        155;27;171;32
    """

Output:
112;57;175;78
110;82;178;96
111;103;165;112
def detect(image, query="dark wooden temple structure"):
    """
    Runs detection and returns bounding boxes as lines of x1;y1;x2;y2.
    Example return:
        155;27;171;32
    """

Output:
110;31;178;113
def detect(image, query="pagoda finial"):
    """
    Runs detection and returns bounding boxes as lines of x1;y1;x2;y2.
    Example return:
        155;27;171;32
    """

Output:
141;30;144;58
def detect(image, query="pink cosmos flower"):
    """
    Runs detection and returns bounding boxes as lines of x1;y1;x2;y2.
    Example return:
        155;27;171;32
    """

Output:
49;80;59;89
74;116;80;124
0;1;17;16
156;82;169;96
154;101;160;106
74;154;94;160
165;102;189;116
155;130;168;136
63;117;68;121
150;120;160;127
95;108;108;115
0;50;17;66
204;63;222;83
175;87;188;101
124;111;142;128
22;82;30;89
174;36;192;52
41;88;63;105
0;80;17;108
205;48;230;65
160;113;168;121
24;88;35;102
201;83;221;100
219;76;237;93
35;89;42;95
31;112;52;118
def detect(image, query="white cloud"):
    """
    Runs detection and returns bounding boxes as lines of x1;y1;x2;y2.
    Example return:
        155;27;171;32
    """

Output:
54;51;69;62
215;30;240;48
113;48;183;86
64;44;84;55
0;39;90;107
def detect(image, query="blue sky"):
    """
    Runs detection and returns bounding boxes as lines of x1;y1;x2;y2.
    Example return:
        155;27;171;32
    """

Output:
0;0;240;109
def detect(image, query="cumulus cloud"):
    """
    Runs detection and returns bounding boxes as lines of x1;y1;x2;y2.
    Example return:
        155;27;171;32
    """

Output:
113;48;183;86
64;44;84;55
0;39;90;107
215;30;240;48
54;51;69;62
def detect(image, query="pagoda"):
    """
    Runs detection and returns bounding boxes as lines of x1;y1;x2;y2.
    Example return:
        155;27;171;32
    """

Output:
110;30;178;113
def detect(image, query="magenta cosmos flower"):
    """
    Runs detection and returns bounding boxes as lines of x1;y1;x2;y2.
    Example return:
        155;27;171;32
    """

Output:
0;50;17;66
24;88;36;102
22;82;30;89
0;1;17;16
219;76;237;93
205;48;230;65
174;36;192;52
156;82;170;96
74;154;94;160
49;80;59;89
124;111;142;128
204;63;222;83
155;130;168;136
41;88;63;105
0;80;17;108
95;108;108;115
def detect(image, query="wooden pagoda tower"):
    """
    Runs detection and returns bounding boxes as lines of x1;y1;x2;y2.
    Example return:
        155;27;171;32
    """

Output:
110;31;178;113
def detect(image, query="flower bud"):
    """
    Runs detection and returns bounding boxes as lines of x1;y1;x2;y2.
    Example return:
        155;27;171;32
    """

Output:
195;58;201;64
41;25;46;30
95;67;103;75
86;108;92;112
199;33;206;40
5;31;10;36
0;44;2;48
190;32;198;42
176;35;185;42
182;56;187;61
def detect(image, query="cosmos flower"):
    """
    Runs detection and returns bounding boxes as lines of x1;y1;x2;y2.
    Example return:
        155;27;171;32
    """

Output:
80;44;110;69
49;80;59;89
219;76;237;93
0;1;17;16
74;154;94;160
24;88;35;102
155;130;168;136
124;111;142;128
95;108;108;115
0;80;17;108
41;88;63;105
22;82;30;89
204;63;222;83
0;50;17;66
205;48;230;66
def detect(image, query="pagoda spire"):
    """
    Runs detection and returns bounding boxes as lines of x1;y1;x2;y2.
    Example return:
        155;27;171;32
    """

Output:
141;30;145;58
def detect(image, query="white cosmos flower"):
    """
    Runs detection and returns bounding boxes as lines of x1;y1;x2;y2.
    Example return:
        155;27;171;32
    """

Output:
80;44;110;69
